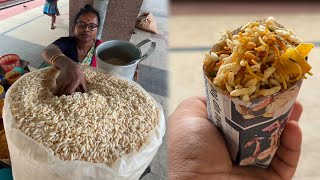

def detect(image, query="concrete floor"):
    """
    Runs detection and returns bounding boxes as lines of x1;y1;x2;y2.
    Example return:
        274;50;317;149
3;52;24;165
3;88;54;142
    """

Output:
0;0;168;179
169;2;320;179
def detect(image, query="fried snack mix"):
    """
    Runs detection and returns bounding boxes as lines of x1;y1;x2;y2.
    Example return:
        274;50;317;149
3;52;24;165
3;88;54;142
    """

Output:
203;17;314;102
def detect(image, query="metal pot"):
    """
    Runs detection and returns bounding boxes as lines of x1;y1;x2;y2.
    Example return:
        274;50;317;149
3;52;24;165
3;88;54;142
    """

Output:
95;39;156;80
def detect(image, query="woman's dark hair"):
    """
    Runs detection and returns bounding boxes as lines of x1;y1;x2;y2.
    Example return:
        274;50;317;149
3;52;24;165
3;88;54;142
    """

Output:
74;4;101;25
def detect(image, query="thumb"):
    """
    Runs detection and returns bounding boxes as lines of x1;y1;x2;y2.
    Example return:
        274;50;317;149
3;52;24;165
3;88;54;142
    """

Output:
270;120;302;180
289;101;303;122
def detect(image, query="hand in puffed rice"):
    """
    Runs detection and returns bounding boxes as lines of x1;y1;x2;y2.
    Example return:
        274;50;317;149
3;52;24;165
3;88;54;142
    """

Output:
41;43;88;96
203;17;314;102
53;58;87;96
168;97;303;180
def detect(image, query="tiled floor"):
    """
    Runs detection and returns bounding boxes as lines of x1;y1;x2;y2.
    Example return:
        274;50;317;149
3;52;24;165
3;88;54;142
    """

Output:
0;0;168;179
169;2;320;179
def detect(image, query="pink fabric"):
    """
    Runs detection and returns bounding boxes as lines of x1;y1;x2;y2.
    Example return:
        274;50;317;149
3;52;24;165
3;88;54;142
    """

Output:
91;39;104;67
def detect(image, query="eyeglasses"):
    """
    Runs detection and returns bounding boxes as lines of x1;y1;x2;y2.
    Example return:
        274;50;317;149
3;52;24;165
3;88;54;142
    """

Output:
76;22;98;31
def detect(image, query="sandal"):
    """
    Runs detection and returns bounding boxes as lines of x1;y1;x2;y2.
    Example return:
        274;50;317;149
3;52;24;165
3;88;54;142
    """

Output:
51;24;56;30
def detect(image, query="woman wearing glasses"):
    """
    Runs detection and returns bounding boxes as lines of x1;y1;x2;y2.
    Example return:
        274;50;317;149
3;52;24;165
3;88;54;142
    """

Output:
42;4;103;96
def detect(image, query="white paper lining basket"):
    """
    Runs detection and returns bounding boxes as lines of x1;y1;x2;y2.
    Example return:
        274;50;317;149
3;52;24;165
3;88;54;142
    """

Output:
3;66;166;180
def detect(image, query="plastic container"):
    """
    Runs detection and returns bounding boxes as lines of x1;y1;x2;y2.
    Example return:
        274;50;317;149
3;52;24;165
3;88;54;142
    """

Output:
13;67;25;75
5;71;21;85
0;85;4;99
0;54;21;73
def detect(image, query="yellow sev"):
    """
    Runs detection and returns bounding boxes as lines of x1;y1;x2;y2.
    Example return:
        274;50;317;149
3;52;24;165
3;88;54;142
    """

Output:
259;36;267;46
244;61;265;81
276;66;287;89
271;45;280;67
251;59;259;65
262;45;269;64
307;72;313;76
232;52;239;62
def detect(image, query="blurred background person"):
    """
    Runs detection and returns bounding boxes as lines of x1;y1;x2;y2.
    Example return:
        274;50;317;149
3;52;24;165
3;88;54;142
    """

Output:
43;0;60;29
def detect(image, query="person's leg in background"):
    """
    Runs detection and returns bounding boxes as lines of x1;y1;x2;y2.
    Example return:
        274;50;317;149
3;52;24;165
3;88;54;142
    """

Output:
51;15;56;29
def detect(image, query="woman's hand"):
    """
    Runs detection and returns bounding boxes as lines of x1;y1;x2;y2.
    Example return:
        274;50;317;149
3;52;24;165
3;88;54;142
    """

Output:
41;45;87;96
169;97;303;180
53;57;87;96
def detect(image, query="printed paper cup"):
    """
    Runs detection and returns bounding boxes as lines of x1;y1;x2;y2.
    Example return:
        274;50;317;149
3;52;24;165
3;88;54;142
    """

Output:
204;73;301;168
203;18;308;168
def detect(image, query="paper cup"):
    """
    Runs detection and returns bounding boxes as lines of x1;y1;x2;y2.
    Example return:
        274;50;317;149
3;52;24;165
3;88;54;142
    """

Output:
204;19;303;167
204;73;301;167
